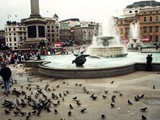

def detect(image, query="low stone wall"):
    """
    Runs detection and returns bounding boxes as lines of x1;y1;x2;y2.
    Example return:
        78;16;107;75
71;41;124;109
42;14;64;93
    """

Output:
23;61;43;67
135;62;160;71
24;61;160;79
38;63;136;79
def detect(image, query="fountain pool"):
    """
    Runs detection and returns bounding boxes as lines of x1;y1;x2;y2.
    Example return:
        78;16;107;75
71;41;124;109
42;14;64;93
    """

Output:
37;52;160;79
41;52;159;69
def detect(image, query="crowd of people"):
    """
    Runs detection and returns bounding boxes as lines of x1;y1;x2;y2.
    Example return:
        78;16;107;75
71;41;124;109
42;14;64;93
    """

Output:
0;51;38;65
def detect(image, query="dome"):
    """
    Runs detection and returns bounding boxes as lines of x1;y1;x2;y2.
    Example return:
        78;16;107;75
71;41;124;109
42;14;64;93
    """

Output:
126;0;160;8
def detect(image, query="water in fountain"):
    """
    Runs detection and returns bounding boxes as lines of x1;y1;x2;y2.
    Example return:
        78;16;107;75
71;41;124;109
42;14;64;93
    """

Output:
87;16;127;58
129;22;142;48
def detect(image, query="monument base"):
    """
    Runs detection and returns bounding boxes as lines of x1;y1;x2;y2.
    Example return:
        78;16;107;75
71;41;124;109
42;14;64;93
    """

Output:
18;38;48;51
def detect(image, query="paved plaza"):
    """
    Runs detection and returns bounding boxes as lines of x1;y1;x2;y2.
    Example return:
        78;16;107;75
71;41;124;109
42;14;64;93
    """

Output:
0;64;160;120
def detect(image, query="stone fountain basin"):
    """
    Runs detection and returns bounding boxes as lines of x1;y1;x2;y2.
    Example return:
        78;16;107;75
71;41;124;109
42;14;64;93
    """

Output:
87;46;127;57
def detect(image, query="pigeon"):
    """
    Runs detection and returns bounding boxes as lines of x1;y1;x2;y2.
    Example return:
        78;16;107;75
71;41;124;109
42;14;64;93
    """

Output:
69;104;73;109
81;108;86;113
76;101;82;106
139;94;144;99
111;96;115;103
68;111;72;116
134;96;139;101
20;111;27;116
111;103;115;108
140;107;147;112
101;114;105;119
54;109;58;114
153;85;155;89
91;95;97;100
14;111;19;116
104;90;108;94
72;96;77;100
128;99;133;105
110;81;114;84
5;109;10;114
142;115;147;120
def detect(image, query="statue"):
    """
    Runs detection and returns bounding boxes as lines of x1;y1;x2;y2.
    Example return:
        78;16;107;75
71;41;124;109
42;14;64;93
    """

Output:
72;51;89;67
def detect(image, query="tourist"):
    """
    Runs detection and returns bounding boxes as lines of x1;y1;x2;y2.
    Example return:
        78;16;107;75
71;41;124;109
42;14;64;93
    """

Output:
156;45;159;51
0;63;12;93
146;54;152;71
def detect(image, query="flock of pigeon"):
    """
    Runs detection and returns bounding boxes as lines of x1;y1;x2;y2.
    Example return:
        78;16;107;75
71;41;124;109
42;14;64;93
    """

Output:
0;65;153;120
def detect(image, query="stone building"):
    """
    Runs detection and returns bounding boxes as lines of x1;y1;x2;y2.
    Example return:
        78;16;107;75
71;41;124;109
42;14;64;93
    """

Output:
45;14;60;43
117;0;160;44
59;18;80;44
74;21;99;45
4;21;27;50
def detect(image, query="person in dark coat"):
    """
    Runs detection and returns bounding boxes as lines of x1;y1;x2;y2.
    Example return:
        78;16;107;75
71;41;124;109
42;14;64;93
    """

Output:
0;64;12;92
146;54;153;71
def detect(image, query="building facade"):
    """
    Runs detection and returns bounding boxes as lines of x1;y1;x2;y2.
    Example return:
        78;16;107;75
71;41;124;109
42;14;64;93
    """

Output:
5;21;27;50
138;7;160;43
74;21;99;45
59;18;80;44
45;14;60;43
117;0;160;44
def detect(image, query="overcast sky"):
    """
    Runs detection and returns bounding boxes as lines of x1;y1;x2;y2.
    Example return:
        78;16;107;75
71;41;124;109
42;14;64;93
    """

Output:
0;0;158;29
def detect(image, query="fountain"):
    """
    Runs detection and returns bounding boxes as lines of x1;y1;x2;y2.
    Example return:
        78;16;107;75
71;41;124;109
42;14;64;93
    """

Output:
87;17;127;58
37;18;160;79
128;22;143;49
87;36;128;57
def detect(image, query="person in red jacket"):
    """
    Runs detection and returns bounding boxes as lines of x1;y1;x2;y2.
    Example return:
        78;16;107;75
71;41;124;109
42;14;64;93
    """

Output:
0;64;12;92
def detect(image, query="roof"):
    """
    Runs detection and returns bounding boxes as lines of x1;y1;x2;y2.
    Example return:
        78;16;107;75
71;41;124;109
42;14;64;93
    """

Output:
126;0;160;8
60;18;80;23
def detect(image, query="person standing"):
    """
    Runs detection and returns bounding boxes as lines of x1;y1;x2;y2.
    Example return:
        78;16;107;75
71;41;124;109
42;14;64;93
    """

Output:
146;54;153;71
0;64;12;93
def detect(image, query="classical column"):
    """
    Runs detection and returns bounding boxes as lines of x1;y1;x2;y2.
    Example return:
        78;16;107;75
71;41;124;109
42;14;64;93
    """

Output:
30;0;40;16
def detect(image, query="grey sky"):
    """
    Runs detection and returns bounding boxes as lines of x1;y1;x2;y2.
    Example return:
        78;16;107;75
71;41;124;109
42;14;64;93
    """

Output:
0;0;156;29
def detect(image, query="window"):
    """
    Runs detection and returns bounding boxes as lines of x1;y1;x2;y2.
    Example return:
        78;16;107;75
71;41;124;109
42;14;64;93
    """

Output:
143;27;147;33
149;26;152;33
156;16;159;21
14;38;16;41
144;17;146;22
156;26;159;32
150;16;152;21
120;28;123;34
